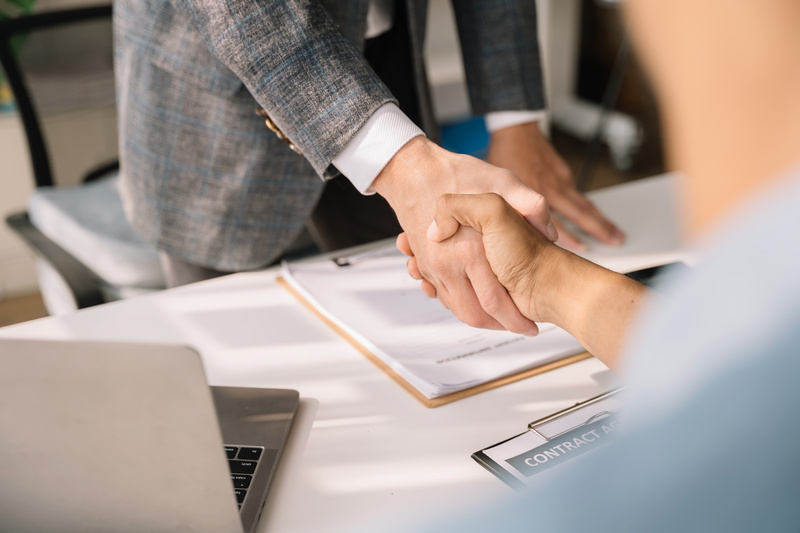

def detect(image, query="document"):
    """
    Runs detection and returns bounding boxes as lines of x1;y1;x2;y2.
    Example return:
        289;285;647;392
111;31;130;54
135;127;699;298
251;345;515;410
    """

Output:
279;243;586;402
473;388;624;488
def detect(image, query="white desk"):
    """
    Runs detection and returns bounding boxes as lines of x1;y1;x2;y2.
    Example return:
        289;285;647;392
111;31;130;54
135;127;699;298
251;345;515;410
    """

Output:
0;174;686;533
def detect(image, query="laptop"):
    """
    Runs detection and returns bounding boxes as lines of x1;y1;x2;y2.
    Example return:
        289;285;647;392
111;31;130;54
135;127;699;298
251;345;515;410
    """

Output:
0;338;299;533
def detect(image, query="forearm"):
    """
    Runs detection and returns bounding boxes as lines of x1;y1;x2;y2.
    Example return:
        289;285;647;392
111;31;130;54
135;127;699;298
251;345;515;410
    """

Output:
174;0;395;176
535;248;646;371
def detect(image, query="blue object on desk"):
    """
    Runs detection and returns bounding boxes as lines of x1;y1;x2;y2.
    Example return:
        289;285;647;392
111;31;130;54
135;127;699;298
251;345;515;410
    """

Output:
440;116;490;159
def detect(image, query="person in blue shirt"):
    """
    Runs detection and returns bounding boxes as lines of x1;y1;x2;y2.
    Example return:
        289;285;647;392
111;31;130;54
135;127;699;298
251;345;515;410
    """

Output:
395;0;800;530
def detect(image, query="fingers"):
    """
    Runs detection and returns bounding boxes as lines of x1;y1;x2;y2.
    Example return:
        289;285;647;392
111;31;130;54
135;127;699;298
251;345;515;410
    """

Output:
429;235;537;335
484;126;624;247
420;278;437;299
405;248;438;298
498;181;559;242
396;232;413;256
550;188;625;246
426;214;458;243
440;269;505;331
407;256;423;280
466;261;539;336
420;222;537;334
551;217;588;253
427;193;514;242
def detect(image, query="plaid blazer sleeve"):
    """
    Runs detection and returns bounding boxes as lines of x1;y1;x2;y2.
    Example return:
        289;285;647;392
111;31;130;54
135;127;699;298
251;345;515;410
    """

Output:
450;0;546;115
172;0;396;177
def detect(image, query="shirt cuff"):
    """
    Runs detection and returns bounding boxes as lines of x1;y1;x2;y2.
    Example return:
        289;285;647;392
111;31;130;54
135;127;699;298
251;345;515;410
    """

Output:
332;103;425;195
485;110;547;133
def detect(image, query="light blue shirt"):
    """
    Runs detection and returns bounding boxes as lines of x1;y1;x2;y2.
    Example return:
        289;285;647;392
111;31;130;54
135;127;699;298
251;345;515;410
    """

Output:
408;171;800;532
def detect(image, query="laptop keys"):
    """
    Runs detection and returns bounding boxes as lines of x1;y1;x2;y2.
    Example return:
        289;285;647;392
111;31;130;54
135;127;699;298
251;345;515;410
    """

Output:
232;474;252;489
229;460;257;474
225;445;264;511
237;447;263;461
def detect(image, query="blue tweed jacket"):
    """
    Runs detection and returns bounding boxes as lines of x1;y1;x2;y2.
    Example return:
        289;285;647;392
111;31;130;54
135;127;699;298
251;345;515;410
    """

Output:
114;0;545;270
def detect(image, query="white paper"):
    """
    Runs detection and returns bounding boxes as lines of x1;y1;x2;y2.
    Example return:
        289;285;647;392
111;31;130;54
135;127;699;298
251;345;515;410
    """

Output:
281;244;585;399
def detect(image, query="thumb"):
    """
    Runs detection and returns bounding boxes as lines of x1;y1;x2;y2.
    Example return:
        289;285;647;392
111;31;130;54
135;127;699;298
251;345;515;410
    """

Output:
426;194;464;242
427;193;509;242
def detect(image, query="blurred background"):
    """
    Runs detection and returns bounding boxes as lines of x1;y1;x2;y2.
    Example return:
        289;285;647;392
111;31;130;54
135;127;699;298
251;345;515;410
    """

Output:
0;0;664;326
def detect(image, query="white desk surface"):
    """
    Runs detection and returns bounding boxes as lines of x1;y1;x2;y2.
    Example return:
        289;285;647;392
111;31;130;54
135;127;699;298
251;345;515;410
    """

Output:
0;173;687;533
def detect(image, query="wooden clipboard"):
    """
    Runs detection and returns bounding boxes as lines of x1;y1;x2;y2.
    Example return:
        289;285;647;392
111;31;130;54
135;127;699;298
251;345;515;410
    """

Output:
277;276;592;408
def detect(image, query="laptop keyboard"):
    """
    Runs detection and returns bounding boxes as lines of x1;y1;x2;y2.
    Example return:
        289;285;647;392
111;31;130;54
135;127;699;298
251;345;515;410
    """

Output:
225;445;267;510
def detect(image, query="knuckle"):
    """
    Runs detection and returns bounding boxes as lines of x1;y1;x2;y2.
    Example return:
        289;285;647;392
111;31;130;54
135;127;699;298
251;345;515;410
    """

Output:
453;235;483;263
532;192;550;215
436;194;450;213
499;169;517;182
556;161;572;180
485;192;506;213
478;289;504;317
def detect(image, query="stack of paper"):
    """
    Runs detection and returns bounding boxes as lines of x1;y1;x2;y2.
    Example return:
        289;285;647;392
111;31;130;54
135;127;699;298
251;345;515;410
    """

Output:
280;243;586;400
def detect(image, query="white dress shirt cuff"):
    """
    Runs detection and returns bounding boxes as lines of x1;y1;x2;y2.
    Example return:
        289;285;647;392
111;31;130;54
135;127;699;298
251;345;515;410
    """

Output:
485;110;547;133
332;103;424;195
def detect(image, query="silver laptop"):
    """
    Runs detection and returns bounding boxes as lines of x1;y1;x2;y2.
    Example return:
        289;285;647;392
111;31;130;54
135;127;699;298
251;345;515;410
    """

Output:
0;338;299;533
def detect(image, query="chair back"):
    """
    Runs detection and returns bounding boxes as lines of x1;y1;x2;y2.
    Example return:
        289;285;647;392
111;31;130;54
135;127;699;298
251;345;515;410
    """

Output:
0;6;116;188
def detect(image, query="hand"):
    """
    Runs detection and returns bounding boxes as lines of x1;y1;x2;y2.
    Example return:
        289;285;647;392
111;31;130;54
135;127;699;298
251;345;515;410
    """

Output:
424;193;557;324
487;122;625;251
374;136;557;336
426;192;647;370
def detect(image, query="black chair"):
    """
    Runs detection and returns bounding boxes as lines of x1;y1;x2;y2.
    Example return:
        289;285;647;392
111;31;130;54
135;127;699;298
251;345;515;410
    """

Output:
0;5;165;314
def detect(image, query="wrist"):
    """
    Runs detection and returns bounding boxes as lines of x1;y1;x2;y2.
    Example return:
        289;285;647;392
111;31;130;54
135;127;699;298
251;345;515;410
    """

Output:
372;136;446;214
539;250;645;368
489;121;541;146
523;243;574;324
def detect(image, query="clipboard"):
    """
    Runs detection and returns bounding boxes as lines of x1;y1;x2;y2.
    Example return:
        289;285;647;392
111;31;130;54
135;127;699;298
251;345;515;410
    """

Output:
276;275;592;408
278;237;681;408
472;388;624;488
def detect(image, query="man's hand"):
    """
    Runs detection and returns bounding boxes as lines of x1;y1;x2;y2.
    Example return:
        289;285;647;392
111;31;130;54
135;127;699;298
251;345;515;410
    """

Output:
487;122;625;251
424;193;559;324
426;192;647;371
373;136;556;336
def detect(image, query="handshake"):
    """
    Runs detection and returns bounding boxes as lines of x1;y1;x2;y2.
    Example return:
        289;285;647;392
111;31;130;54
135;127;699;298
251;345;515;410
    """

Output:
371;131;643;371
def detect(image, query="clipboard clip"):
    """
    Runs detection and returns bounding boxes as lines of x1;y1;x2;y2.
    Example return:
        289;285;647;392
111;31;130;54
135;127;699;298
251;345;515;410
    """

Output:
583;410;615;425
528;387;624;440
331;246;403;267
